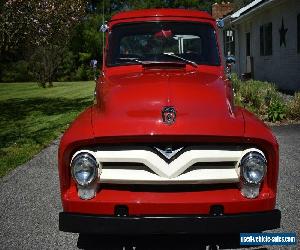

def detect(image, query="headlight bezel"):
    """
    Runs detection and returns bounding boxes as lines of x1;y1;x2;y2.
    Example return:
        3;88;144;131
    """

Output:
71;152;99;187
240;151;267;185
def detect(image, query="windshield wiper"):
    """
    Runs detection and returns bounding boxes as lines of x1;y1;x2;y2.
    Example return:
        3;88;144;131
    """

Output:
163;52;198;68
117;57;144;65
118;56;195;68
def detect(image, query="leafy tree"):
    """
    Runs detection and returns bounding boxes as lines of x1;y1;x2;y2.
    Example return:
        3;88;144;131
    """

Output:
1;0;87;87
0;0;30;55
71;14;103;64
232;0;253;10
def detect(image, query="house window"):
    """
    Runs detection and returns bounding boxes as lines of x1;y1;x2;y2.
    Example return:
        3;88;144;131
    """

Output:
223;29;235;56
260;23;272;56
297;14;300;53
246;32;251;56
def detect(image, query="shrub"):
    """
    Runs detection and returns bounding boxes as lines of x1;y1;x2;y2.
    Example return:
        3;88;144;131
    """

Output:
74;65;94;81
267;101;286;122
29;46;66;87
56;51;76;82
286;92;300;120
231;74;286;121
79;52;92;63
74;65;87;80
1;60;33;82
231;73;242;93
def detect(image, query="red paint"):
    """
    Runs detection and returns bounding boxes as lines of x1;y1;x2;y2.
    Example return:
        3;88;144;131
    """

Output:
58;9;279;217
110;9;213;22
62;184;276;215
93;66;243;138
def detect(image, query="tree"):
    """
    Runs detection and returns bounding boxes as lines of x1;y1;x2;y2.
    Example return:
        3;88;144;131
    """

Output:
0;0;30;55
232;0;253;10
0;0;87;87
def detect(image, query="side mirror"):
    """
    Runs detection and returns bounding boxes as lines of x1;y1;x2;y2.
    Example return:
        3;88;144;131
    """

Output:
226;56;236;65
100;23;109;32
216;19;225;29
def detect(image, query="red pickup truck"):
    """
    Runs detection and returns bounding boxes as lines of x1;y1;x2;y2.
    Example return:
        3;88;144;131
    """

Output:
58;9;280;235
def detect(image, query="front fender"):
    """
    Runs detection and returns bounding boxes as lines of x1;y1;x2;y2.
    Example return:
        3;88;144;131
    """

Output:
241;108;279;194
58;107;94;200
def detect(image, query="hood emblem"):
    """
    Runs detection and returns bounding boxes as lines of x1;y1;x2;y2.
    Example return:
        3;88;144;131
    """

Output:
154;146;184;160
162;106;176;125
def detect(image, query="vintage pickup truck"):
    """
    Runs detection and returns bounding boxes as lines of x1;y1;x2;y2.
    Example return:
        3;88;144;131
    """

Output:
58;9;281;235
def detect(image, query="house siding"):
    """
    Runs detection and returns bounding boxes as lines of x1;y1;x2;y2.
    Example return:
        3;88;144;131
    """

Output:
229;0;300;91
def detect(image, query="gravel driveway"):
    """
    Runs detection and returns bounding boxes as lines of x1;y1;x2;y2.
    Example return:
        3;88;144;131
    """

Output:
0;125;299;250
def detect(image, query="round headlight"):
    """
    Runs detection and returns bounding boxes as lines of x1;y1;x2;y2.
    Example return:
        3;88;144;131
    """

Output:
240;151;267;184
71;153;98;186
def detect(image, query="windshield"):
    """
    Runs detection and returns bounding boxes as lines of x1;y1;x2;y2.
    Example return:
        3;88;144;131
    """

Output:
106;22;220;67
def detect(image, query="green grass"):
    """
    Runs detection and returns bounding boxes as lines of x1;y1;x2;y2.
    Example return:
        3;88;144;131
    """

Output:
0;81;95;177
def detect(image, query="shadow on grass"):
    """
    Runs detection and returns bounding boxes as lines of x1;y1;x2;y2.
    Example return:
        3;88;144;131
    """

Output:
0;97;92;148
0;97;92;120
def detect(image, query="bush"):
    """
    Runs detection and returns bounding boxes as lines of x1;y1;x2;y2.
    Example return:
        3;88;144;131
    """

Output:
74;65;87;80
231;74;286;122
1;60;33;82
73;65;94;81
267;101;286;122
286;92;300;120
56;51;77;82
29;46;67;87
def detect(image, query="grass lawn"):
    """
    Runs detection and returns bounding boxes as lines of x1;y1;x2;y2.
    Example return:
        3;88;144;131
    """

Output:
0;81;95;177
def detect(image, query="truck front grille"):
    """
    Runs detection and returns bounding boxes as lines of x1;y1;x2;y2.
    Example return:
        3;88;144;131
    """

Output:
71;146;260;185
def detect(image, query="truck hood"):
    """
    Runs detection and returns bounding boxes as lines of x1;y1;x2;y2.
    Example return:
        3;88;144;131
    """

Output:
92;67;245;138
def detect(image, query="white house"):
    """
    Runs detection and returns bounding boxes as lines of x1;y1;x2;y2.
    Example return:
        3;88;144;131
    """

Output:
219;0;300;92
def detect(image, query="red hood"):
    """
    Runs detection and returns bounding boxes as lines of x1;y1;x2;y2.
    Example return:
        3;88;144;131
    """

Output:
92;66;244;139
